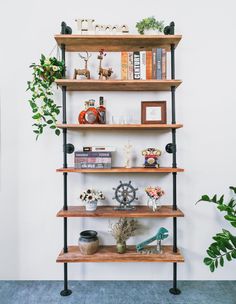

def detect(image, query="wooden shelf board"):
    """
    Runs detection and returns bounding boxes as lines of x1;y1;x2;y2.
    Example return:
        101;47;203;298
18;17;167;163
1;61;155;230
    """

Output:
56;167;184;173
55;79;182;91
57;205;184;218
57;245;184;263
54;35;182;52
56;123;183;130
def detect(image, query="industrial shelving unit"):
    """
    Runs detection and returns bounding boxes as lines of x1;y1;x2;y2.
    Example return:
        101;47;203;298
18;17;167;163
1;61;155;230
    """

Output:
55;29;183;296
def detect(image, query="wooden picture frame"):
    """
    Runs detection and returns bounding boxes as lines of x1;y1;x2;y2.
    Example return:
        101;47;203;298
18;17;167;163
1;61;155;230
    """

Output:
141;101;167;124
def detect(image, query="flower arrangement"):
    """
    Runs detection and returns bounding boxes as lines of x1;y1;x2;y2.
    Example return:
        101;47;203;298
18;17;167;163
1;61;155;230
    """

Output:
110;218;138;253
80;189;105;211
145;186;165;211
27;54;65;139
136;17;165;35
80;189;105;202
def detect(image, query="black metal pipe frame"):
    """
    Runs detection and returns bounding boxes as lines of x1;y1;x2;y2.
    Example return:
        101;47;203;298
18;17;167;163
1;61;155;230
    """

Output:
169;43;181;295
60;44;72;297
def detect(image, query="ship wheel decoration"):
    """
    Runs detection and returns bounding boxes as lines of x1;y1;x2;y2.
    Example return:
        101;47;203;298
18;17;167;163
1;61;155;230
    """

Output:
112;181;138;210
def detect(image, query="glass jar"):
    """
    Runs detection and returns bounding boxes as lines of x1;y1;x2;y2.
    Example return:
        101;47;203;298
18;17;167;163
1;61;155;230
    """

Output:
147;197;161;212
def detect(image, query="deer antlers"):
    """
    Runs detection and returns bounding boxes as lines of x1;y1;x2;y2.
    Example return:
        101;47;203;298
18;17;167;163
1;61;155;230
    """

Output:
78;52;92;61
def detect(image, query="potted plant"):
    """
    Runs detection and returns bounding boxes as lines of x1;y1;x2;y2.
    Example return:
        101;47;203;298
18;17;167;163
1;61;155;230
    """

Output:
27;54;65;139
80;189;105;211
136;17;164;35
197;186;236;272
110;218;138;253
145;186;165;211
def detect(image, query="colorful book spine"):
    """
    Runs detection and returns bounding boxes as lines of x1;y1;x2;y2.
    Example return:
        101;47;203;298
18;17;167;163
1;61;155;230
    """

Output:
121;52;128;80
156;48;162;79
133;52;141;80
146;51;152;80
140;51;146;80
161;49;167;79
127;52;133;80
152;49;157;79
75;151;112;158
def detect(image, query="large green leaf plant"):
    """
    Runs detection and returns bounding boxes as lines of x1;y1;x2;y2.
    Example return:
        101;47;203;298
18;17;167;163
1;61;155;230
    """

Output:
27;54;65;139
197;186;236;272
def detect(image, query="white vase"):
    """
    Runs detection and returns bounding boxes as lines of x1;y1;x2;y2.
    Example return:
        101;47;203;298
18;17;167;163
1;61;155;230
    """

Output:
85;201;97;211
144;29;162;35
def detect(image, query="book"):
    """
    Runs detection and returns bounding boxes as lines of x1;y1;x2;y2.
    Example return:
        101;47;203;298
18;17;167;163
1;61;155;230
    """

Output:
76;163;112;169
152;49;156;79
156;48;162;79
121;52;128;80
133;52;140;80
75;151;112;158
83;146;116;152
162;49;167;79
140;51;146;80
146;51;152;80
127;52;133;80
75;157;112;163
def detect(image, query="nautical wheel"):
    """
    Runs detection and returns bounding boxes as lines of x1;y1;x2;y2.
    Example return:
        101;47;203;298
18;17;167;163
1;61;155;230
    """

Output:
112;181;138;210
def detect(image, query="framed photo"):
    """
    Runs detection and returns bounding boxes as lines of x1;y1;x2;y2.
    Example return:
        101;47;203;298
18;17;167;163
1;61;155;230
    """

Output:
141;101;167;124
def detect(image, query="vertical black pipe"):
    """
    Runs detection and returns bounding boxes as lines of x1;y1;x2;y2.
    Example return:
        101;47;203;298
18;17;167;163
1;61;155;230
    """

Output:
169;41;181;295
60;43;72;297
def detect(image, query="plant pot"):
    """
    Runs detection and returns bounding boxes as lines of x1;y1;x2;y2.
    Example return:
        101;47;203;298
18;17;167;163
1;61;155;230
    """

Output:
144;29;162;35
116;242;126;254
85;201;97;211
78;230;99;255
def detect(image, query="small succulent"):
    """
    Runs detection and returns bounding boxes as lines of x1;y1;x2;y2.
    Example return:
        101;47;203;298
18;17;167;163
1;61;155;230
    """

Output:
136;17;164;35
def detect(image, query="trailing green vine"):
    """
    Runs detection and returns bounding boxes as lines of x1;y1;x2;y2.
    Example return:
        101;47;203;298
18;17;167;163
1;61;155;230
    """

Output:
136;17;164;35
197;186;236;271
27;54;65;139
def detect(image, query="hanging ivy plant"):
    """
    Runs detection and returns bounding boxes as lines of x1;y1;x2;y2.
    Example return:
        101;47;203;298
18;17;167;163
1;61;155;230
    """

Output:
27;54;65;139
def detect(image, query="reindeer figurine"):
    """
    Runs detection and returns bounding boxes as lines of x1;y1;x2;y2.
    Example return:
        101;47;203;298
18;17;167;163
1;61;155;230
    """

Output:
97;49;113;80
74;52;91;79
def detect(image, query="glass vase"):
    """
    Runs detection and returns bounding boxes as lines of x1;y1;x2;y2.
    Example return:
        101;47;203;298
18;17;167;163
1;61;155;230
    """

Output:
147;197;161;212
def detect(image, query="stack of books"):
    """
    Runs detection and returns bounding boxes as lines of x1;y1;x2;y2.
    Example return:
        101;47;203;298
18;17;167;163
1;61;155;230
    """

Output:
74;146;115;169
121;49;166;80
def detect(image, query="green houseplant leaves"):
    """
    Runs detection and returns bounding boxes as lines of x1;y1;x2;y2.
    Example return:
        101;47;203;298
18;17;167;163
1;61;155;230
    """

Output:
136;17;164;35
27;54;65;139
197;186;236;272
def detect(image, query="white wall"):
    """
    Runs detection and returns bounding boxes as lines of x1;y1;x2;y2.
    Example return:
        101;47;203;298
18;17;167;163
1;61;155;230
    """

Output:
1;0;236;280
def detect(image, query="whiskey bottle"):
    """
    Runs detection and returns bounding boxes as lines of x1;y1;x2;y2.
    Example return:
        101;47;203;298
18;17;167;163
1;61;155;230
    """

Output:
97;96;106;124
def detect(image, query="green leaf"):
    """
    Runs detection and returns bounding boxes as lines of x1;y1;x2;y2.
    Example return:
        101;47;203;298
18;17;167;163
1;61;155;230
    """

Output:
207;249;216;258
47;120;53;124
220;256;224;267
215;258;218;268
226;253;232;261
231;249;236;258
50;125;56;129
218;195;224;204
204;257;213;265
55;129;60;136
32;113;41;119
212;194;217;203
210;262;215;272
229;186;236;194
230;222;236;228
229;235;236;247
225;215;236;221
210;244;221;255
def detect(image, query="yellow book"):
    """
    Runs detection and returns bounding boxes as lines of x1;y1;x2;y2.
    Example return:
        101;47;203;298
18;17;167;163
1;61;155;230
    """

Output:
121;52;128;80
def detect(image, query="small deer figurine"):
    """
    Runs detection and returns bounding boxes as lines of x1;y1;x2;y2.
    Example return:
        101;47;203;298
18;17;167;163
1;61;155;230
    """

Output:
97;49;113;80
74;52;91;79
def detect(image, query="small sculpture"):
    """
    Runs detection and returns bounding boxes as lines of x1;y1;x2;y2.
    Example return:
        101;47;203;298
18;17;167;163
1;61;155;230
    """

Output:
112;181;138;210
61;21;72;34
98;49;113;80
123;142;132;168
74;52;91;79
164;21;175;35
136;227;168;254
142;147;162;168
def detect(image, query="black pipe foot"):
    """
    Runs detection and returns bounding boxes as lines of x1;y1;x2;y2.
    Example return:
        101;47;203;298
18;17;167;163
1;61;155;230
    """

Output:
169;288;181;295
60;289;72;296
